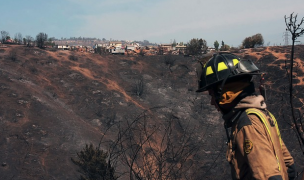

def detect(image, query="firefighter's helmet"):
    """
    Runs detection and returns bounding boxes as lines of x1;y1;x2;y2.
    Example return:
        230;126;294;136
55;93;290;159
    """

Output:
196;52;260;92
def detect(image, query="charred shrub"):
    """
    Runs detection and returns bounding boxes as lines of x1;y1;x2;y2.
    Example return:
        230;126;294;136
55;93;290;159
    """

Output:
285;54;290;59
9;50;17;62
298;50;304;59
139;48;145;56
133;77;144;97
69;54;78;61
164;55;175;66
29;67;38;74
31;58;39;64
71;143;116;180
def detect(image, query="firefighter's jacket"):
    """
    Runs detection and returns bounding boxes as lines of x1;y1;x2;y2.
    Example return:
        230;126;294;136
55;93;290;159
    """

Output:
224;95;294;180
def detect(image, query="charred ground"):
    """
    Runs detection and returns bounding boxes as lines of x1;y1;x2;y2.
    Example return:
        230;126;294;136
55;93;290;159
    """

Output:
0;45;303;179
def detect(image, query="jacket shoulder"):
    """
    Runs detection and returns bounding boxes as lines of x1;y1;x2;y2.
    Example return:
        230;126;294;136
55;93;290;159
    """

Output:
236;110;252;131
237;108;268;134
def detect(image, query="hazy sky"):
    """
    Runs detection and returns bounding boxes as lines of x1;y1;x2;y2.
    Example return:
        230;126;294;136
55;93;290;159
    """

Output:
1;0;304;47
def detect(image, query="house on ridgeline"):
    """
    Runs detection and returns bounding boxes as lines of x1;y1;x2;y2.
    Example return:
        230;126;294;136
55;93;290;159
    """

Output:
160;43;173;52
107;41;125;55
175;44;187;54
56;45;70;50
109;47;125;55
109;41;122;48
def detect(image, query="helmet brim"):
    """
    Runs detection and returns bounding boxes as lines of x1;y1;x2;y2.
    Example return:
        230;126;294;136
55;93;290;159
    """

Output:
196;72;262;92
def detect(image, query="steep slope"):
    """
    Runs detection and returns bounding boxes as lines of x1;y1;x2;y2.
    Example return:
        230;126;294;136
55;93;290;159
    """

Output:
0;46;222;179
0;45;303;179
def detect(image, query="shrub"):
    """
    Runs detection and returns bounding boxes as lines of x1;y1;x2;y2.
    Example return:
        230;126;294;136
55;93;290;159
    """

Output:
186;38;207;55
29;67;38;74
134;77;144;97
71;143;116;180
164;55;175;66
69;54;78;61
242;33;264;48
139;48;145;56
9;50;17;61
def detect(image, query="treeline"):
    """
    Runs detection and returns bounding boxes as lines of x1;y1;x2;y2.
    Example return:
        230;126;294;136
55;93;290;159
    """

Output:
0;30;53;48
184;33;264;56
1;29;265;52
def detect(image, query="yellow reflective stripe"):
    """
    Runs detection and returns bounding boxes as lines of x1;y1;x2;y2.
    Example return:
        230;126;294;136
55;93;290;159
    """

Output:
205;58;239;75
246;108;281;171
218;62;228;71
268;111;283;148
206;66;214;75
233;59;239;66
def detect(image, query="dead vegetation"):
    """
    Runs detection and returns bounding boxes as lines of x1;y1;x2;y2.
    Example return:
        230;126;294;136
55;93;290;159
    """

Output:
0;45;303;179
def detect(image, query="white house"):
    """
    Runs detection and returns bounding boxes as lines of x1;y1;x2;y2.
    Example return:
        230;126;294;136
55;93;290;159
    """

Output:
56;45;70;50
175;44;187;53
110;47;125;55
109;41;122;48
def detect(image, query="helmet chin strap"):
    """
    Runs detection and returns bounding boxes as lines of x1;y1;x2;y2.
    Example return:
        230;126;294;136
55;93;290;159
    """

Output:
212;76;228;113
217;75;229;99
215;54;237;102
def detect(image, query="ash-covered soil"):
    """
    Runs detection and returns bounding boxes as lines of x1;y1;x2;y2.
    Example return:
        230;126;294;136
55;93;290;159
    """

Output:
0;45;303;179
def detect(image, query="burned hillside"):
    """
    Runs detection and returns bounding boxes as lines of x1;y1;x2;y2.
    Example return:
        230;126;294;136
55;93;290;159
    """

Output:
0;45;303;179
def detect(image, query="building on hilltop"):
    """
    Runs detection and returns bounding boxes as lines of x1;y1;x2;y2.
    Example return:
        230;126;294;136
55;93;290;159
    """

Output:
56;45;70;50
109;41;122;48
175;44;187;54
160;43;173;52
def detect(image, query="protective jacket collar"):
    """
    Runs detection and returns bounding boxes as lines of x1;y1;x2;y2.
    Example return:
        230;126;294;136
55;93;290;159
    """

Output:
222;95;266;127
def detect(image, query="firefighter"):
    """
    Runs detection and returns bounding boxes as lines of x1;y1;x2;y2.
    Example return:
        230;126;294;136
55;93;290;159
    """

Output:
196;52;296;180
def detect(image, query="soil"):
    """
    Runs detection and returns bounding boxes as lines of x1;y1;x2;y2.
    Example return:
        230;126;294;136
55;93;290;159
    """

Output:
0;44;303;179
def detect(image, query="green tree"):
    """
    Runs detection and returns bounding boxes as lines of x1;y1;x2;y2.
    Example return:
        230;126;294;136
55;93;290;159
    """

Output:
242;33;264;48
172;39;177;47
186;38;207;55
252;33;264;46
36;32;48;48
242;37;253;48
71;143;116;180
199;38;207;53
214;40;219;51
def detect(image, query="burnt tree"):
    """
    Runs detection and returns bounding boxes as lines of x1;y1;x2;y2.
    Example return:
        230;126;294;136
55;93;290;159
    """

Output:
284;13;304;148
106;108;204;180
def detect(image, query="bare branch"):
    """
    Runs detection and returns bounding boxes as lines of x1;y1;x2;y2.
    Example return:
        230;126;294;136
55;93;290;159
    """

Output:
284;12;304;151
